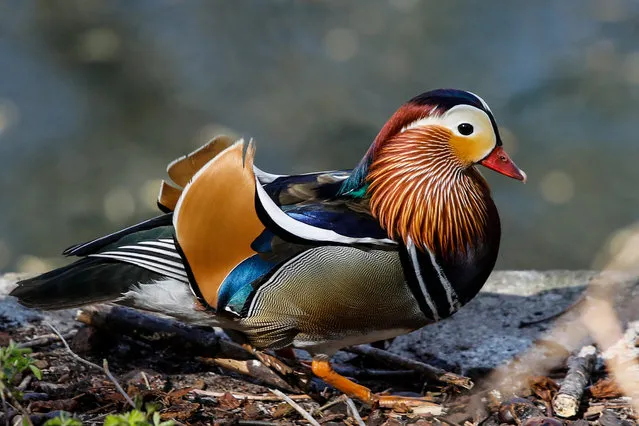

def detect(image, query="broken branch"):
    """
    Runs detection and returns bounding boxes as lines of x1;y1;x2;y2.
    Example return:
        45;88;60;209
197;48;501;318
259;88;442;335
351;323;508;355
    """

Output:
198;357;298;393
346;345;473;389
76;304;250;360
552;345;597;418
191;389;312;402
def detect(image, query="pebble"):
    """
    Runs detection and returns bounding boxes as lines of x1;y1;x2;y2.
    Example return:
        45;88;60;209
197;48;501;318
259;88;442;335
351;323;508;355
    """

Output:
33;359;48;369
498;397;544;424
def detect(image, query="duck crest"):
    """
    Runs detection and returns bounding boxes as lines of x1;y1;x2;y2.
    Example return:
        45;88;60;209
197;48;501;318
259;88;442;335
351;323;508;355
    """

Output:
367;126;493;259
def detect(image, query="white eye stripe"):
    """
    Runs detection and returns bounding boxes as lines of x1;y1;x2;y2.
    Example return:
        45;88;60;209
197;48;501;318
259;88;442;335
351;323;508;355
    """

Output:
465;91;492;113
402;104;494;140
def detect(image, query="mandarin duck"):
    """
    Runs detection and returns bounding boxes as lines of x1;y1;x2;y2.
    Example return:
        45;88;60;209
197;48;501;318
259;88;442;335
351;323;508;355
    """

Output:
10;89;526;405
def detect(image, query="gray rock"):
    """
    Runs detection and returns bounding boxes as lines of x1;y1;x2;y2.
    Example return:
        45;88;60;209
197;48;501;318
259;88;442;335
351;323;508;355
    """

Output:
390;271;638;373
0;273;77;333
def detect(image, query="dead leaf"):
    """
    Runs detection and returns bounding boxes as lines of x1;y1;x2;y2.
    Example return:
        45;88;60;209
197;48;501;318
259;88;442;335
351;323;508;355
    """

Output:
161;402;200;421
218;392;242;410
390;401;411;414
589;378;623;399
166;386;194;403
529;376;559;403
272;402;294;418
243;401;262;420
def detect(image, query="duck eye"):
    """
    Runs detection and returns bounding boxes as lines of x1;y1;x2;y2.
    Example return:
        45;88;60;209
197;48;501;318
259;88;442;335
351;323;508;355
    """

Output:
457;123;474;136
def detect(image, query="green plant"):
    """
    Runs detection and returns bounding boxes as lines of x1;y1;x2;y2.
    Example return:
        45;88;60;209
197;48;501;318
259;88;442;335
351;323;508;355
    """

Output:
0;340;42;405
44;405;174;426
103;404;173;426
43;412;82;426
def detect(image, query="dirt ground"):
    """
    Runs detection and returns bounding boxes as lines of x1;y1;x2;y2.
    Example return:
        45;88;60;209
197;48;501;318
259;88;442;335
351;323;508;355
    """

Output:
0;312;637;426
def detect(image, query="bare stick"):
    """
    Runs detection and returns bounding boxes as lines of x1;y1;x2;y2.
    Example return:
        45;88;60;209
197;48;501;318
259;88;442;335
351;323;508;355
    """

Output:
346;345;473;389
269;389;320;426
45;322;135;408
243;345;295;376
344;397;365;426
313;394;347;415
102;359;135;408
199;357;297;392
552;345;597;418
140;371;151;390
191;389;311;401
18;330;78;349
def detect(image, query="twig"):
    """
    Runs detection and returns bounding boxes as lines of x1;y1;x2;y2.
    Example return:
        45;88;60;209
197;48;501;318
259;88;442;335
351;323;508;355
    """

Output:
333;365;415;380
102;359;134;408
344;397;365;426
407;402;446;416
552;345;597;418
140;371;151;390
45;322;135;408
198;357;298;392
16;375;32;392
347;345;473;389
313;394;347;415
243;345;295;376
3;386;33;426
18;330;78;349
269;389;320;426
191;389;311;401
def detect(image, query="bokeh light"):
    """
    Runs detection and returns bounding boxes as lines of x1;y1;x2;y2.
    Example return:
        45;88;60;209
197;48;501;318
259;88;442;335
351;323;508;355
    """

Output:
324;28;359;62
139;179;164;212
103;187;136;223
0;99;19;137
539;171;575;205
16;255;53;274
76;27;121;63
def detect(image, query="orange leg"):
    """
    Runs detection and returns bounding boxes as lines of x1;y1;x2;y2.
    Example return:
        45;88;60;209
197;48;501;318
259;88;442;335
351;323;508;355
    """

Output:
311;356;439;408
311;356;373;403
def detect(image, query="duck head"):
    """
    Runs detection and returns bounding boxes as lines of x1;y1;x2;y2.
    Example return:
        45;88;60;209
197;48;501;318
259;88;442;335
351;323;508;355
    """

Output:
341;89;526;256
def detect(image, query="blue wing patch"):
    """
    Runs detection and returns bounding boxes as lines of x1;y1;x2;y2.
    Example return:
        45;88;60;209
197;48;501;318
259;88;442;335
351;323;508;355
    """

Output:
217;170;393;315
217;254;277;314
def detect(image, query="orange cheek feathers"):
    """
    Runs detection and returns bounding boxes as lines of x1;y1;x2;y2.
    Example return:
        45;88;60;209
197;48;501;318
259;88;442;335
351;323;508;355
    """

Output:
449;135;494;166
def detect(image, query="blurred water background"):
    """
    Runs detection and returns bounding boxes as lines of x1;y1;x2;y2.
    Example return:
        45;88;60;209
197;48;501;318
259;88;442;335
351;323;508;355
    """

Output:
0;0;638;273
